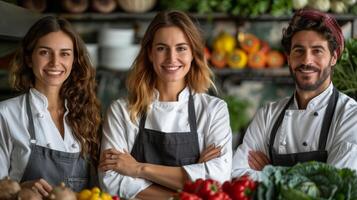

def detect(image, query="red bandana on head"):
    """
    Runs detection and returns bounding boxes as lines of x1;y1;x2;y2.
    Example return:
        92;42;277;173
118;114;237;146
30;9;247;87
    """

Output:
294;9;344;58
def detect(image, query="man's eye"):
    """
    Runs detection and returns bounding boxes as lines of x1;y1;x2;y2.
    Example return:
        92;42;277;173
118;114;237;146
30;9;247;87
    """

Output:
313;49;323;54
293;49;304;55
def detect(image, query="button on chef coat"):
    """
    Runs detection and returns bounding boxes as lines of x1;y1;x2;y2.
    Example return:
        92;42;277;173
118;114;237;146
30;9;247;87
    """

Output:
0;88;81;181
232;84;357;180
99;87;233;199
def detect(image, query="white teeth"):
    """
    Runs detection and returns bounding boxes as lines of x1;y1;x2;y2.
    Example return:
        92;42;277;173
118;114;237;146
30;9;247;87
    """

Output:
164;66;180;71
299;69;316;73
45;70;63;75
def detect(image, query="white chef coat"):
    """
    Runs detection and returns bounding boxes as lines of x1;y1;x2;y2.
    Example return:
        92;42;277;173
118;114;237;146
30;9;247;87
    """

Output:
99;87;232;199
232;83;357;180
0;88;81;181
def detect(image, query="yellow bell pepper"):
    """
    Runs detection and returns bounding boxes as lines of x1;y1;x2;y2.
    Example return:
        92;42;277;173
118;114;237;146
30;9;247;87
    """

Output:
227;49;248;69
213;32;236;54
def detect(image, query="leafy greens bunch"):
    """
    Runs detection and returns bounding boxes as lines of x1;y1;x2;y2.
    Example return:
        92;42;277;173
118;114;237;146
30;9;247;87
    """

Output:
255;161;357;200
333;38;357;100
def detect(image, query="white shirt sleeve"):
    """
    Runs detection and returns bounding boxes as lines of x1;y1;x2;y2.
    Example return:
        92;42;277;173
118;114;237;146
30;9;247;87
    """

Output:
327;101;357;170
0;108;11;179
232;106;269;181
183;100;233;183
99;101;151;199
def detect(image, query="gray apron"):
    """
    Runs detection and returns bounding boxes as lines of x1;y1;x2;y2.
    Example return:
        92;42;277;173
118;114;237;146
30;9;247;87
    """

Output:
268;87;339;167
20;93;93;192
131;91;200;166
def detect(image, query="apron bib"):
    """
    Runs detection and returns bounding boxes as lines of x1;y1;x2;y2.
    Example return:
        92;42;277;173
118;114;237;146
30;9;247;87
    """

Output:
20;93;94;192
268;87;339;167
131;90;200;166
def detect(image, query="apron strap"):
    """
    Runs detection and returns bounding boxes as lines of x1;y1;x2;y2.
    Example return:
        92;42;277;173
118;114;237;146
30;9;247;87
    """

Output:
268;95;294;160
26;92;36;140
188;90;197;132
318;87;339;150
139;113;146;131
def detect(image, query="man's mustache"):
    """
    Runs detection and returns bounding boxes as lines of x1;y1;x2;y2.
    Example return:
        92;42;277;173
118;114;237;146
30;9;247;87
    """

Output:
295;64;320;72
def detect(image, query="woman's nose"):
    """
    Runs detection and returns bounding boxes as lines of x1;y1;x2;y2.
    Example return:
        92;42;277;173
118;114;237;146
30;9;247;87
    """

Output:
167;49;177;62
50;54;60;67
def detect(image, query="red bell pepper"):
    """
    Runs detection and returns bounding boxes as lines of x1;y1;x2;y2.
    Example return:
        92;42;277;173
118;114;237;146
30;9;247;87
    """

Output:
227;175;257;200
207;191;232;200
197;179;222;199
183;178;205;194
112;196;120;200
178;192;202;200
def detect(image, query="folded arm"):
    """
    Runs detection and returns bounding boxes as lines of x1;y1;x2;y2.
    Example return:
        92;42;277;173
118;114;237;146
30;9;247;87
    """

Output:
232;107;270;180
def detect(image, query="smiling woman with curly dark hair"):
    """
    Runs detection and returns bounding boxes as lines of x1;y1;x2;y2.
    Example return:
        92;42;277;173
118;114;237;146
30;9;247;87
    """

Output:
0;16;101;195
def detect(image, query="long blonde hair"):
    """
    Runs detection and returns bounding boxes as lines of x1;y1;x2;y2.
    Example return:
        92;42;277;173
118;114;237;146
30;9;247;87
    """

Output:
10;16;101;163
126;10;215;122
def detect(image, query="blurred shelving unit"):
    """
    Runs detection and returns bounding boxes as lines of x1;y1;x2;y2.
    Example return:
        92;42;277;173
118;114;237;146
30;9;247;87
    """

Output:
52;11;357;111
2;0;356;109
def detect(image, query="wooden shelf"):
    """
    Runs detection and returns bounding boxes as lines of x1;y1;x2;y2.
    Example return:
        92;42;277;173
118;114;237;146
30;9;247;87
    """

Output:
212;67;293;84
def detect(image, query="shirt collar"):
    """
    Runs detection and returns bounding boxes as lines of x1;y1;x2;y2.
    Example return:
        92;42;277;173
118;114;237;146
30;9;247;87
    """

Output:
153;86;190;102
152;86;191;110
293;83;334;110
29;88;48;109
29;88;69;113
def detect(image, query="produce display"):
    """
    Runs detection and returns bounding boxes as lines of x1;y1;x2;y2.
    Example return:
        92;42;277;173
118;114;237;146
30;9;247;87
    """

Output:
0;176;21;200
256;161;357;200
77;187;118;200
0;179;120;200
46;182;76;200
333;38;357;99
1;162;356;200
208;32;285;69
158;0;357;16
174;162;357;200
173;175;258;200
18;188;42;200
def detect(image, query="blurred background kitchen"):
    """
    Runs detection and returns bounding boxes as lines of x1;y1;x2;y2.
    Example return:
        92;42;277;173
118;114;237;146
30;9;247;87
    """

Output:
1;0;357;148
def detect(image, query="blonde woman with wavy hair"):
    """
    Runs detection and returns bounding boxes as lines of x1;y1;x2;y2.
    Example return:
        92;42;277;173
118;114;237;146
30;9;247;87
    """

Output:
99;10;232;199
0;16;101;195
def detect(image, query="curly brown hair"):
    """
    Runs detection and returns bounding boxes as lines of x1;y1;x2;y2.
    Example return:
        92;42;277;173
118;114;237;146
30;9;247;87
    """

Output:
126;10;215;121
9;16;101;163
281;9;342;58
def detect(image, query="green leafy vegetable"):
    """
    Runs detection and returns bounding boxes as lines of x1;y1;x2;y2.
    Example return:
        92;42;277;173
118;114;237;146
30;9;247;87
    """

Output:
255;162;357;200
223;95;251;133
333;39;357;100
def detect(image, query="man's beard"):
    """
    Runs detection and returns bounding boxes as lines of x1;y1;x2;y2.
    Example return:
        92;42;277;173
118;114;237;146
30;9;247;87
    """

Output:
289;61;333;91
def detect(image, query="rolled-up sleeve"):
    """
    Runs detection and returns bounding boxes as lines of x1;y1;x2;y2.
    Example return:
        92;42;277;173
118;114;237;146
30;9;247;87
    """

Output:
98;101;152;199
183;100;232;183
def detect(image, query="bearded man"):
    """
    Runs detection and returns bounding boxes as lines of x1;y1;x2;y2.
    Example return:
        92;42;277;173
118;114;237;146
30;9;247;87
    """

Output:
232;9;357;180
